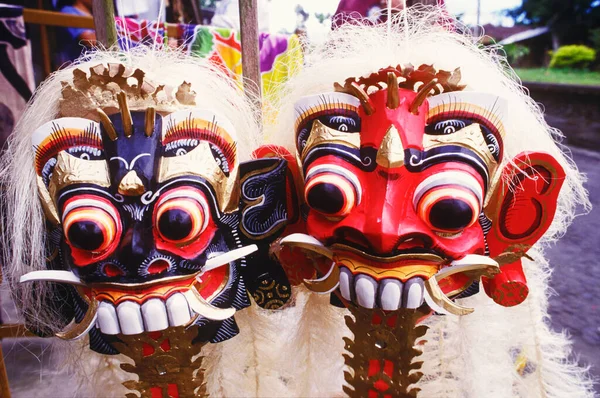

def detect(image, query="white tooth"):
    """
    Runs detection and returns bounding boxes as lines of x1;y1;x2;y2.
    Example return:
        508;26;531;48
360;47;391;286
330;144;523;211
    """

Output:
403;277;425;309
166;293;192;326
379;279;403;311
355;274;378;309
339;267;354;301
97;301;120;335
117;301;144;335
141;298;169;332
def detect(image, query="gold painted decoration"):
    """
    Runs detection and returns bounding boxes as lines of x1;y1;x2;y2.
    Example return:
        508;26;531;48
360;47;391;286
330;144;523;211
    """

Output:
118;170;146;196
113;325;208;398
426;91;508;186
303;263;340;293
251;278;291;309
334;64;465;108
158;142;239;214
375;125;405;168
423;123;496;166
59;64;197;120
49;151;111;199
343;305;429;398
145;107;156;137
301;120;361;162
55;295;99;340
36;175;60;225
409;78;438;114
386;72;400;109
160;109;239;214
96;108;118;141
294;91;360;134
117;91;133;137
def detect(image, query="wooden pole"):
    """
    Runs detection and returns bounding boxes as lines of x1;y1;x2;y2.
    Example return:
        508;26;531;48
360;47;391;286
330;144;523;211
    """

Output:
37;0;51;80
22;9;179;38
0;345;10;398
92;0;117;48
238;0;262;125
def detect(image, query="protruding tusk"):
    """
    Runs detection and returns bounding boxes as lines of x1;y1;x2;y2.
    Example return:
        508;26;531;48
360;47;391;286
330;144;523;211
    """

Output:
424;255;501;316
20;270;84;285
56;297;99;340
442;254;500;280
423;288;452;316
201;245;258;274
183;313;200;328
424;277;474;316
303;262;340;294
279;233;334;260
183;287;236;321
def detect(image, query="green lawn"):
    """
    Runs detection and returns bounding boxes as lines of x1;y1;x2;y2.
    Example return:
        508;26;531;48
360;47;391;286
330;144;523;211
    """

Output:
514;68;600;86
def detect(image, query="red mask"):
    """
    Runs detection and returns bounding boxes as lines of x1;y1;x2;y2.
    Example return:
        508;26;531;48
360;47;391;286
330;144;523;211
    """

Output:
276;66;565;314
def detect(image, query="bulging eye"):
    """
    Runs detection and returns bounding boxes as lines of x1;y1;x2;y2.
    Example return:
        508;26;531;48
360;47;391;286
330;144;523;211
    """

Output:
425;119;468;135
304;165;361;218
154;188;210;246
62;195;121;256
413;172;483;233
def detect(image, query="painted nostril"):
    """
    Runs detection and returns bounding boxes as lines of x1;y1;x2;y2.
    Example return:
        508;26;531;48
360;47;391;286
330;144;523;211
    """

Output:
396;234;433;251
334;227;371;250
103;263;124;277
147;259;169;275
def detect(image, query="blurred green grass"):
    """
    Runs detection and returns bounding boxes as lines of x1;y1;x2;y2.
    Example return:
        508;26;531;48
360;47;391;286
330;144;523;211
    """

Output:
514;68;600;86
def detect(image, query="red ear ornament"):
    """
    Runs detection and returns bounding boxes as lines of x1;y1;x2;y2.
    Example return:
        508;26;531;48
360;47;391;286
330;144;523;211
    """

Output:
483;151;565;306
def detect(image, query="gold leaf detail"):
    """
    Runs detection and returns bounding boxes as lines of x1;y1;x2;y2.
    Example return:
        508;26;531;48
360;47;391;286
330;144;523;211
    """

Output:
158;143;239;214
118;170;145;196
343;306;429;397
49;151;110;201
113;326;208;398
376;125;405;169
301;120;360;161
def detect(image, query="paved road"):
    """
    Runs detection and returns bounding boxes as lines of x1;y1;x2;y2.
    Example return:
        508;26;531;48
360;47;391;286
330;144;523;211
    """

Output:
1;146;599;396
546;146;600;387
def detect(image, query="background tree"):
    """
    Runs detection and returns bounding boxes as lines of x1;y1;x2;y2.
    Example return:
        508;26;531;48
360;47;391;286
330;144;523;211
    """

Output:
508;0;600;49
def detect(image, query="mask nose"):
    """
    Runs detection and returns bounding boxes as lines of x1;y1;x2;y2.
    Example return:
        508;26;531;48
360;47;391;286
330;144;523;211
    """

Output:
338;193;434;255
118;221;152;272
375;125;405;169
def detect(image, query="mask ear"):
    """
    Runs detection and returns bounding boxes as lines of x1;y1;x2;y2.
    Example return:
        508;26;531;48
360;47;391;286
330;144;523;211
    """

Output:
482;151;565;306
237;146;298;309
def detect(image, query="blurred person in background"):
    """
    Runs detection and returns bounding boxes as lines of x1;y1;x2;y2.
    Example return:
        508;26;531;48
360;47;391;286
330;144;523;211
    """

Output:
53;0;95;67
333;0;444;26
211;0;271;32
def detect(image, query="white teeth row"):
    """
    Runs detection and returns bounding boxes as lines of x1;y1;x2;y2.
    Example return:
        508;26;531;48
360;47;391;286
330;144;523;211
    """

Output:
339;267;425;310
96;292;193;335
